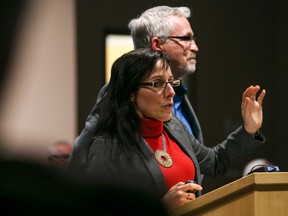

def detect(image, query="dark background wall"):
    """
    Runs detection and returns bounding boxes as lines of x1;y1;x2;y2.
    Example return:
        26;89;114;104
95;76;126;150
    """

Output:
0;0;25;96
77;0;288;194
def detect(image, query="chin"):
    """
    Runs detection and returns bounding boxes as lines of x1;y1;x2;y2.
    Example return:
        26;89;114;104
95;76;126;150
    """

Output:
162;115;172;122
187;64;196;74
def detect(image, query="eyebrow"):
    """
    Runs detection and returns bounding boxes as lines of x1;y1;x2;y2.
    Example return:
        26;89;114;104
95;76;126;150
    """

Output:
147;75;174;80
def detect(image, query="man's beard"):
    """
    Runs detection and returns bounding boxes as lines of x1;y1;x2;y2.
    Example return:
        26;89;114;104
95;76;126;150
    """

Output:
186;63;196;74
172;63;196;79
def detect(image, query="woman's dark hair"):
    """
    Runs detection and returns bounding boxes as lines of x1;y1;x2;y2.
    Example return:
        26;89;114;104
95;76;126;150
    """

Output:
94;48;170;153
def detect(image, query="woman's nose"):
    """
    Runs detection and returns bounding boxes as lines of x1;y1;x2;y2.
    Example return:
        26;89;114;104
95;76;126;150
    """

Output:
164;82;176;98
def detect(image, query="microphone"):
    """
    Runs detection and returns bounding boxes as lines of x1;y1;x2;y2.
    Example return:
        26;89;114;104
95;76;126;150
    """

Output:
185;180;197;193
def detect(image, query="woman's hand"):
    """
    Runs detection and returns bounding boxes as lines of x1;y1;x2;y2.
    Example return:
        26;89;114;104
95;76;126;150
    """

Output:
161;181;202;209
241;85;266;135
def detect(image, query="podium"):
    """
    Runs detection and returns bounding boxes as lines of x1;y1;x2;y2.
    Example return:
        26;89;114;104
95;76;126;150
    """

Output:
172;172;288;216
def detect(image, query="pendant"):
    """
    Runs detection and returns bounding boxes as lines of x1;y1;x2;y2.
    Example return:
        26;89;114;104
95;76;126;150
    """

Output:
154;150;173;168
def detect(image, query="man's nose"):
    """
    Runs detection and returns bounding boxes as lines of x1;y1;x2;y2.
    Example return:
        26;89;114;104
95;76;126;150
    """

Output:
190;40;199;52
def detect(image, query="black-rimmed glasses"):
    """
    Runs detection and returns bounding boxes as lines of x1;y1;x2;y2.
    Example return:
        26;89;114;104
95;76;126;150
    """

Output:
139;79;181;89
160;35;196;42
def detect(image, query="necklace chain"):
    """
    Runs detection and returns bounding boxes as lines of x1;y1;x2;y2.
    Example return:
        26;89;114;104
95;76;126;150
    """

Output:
143;133;166;153
142;133;173;168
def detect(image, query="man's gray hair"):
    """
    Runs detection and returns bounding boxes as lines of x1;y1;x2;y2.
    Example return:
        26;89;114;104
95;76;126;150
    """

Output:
128;6;191;49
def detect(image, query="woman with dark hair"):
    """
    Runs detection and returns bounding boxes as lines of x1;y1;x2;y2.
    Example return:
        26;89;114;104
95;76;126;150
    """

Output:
70;48;266;210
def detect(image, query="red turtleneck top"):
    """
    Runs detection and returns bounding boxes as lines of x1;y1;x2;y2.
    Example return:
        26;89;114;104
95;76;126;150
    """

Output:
140;118;195;190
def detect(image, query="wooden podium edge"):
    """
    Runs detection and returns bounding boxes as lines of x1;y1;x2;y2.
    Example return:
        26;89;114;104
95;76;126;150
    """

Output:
172;172;288;216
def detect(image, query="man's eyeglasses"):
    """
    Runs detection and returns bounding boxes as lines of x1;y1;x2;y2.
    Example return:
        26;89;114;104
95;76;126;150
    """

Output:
160;35;196;42
139;79;181;89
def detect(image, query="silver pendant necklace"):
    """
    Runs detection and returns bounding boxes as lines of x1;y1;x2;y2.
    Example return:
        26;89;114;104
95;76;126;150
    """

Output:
143;133;173;168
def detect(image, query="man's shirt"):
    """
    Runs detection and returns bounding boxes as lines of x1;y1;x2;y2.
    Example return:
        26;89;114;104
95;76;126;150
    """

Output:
173;83;194;136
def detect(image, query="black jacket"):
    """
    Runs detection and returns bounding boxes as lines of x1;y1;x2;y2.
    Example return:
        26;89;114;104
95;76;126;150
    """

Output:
83;116;265;198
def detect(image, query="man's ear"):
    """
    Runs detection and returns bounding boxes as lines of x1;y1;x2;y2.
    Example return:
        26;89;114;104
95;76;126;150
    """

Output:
151;36;163;51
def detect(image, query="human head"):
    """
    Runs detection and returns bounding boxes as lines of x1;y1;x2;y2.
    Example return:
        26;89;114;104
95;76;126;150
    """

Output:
130;55;176;122
95;48;174;137
110;48;174;121
47;141;73;169
128;6;199;79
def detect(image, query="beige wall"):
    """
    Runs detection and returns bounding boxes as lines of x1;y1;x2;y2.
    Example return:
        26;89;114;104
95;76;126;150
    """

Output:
105;34;133;83
0;0;76;163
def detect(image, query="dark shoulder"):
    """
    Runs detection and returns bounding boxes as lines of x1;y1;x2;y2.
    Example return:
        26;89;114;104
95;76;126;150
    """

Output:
89;135;115;154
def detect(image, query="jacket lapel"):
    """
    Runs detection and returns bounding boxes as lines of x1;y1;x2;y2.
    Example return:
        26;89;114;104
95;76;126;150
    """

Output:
138;138;167;196
164;116;202;185
137;116;202;197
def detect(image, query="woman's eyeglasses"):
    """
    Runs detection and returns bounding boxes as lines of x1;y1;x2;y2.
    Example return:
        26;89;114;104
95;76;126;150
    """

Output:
139;79;181;89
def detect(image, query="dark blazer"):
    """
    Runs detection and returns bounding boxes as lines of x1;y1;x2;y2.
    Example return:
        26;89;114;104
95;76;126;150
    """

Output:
182;94;203;143
84;116;265;198
67;85;204;173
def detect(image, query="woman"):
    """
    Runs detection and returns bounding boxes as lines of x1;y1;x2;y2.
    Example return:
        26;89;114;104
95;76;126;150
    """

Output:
72;48;266;209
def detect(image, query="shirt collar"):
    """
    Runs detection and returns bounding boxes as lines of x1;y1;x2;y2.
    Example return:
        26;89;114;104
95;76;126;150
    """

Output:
174;82;188;96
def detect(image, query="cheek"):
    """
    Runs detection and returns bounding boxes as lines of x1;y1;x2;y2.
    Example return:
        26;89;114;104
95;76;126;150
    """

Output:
167;49;186;64
135;92;160;118
137;95;155;111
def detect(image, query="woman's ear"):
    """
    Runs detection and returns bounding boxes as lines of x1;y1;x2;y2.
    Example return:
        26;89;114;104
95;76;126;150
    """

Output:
130;93;136;102
151;36;163;51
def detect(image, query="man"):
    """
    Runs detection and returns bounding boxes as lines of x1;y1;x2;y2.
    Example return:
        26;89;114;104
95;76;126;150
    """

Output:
128;6;201;139
67;6;265;174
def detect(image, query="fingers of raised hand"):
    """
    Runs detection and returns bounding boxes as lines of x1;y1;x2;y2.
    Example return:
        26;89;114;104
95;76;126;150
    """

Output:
256;89;266;105
242;85;266;106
